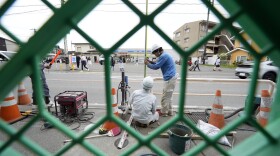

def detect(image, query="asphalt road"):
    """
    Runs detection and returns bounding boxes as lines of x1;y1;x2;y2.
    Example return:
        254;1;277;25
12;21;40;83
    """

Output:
22;63;274;109
3;62;273;155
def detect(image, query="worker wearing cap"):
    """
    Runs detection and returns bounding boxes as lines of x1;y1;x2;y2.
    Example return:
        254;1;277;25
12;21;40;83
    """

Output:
144;44;178;117
130;76;159;126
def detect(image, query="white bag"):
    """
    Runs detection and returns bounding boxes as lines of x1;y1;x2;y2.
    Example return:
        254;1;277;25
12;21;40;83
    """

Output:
196;120;231;147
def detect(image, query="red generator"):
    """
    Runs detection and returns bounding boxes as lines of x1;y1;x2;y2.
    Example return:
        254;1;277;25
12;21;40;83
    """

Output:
54;91;88;117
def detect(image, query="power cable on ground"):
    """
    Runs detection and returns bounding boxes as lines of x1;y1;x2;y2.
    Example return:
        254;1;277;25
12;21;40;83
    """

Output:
39;110;95;131
205;107;245;120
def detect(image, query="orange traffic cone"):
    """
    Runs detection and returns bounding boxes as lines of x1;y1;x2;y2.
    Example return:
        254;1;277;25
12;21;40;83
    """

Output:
208;90;225;129
99;88;119;134
256;90;271;127
17;82;31;105
0;92;23;123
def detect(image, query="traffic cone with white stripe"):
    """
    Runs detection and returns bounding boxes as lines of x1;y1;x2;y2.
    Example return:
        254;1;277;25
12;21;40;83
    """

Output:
208;90;225;129
256;90;271;127
99;88;119;134
0;92;23;123
17;82;31;105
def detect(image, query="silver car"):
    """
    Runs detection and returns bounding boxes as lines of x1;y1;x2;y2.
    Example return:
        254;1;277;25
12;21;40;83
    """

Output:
235;61;279;82
0;51;16;69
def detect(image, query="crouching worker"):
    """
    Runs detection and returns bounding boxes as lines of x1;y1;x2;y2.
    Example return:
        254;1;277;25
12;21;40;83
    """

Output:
130;76;159;128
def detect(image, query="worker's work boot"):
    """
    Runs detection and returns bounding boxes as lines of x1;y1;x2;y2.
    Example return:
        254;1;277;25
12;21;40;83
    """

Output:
31;97;53;112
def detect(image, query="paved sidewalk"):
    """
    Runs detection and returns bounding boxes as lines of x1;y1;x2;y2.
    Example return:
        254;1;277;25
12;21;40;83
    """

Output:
1;103;256;156
0;63;248;155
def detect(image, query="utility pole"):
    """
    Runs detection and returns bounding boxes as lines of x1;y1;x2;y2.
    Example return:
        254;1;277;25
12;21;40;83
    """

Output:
61;0;68;54
30;28;37;34
144;0;148;78
202;0;214;64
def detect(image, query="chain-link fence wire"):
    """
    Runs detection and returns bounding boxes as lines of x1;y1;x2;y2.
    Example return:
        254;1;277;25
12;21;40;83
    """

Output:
1;0;280;155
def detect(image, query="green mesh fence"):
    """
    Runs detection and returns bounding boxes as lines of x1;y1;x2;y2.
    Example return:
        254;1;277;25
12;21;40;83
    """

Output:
1;0;280;155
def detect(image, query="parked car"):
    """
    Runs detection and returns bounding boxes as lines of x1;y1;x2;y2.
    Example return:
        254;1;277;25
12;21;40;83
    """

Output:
0;51;64;68
99;54;104;65
0;51;16;69
235;61;279;82
55;56;67;63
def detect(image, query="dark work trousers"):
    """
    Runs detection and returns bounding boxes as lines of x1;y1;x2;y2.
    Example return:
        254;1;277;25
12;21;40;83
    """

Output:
194;64;200;71
81;60;88;70
30;63;50;105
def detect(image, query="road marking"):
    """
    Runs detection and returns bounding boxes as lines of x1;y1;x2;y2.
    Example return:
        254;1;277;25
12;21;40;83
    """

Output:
153;92;247;97
47;78;244;85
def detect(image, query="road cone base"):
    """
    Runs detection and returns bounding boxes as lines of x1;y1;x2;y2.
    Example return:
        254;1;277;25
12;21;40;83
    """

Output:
0;106;23;123
258;118;268;127
208;113;225;129
102;121;118;131
18;95;32;105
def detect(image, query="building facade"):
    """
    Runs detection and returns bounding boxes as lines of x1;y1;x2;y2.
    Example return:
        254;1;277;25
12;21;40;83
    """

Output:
226;31;267;64
71;42;180;63
72;42;98;54
0;37;19;51
173;20;237;64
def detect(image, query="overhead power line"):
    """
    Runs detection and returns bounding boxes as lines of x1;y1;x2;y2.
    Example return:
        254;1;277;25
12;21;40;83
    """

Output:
4;8;51;16
4;2;225;16
11;4;59;7
11;2;220;7
4;9;226;16
98;2;221;6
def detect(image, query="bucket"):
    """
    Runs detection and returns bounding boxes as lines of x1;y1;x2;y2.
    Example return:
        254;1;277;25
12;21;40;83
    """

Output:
167;124;192;155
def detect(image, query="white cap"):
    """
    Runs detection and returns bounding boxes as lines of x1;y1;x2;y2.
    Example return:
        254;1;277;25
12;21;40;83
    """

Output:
151;44;161;53
142;76;154;90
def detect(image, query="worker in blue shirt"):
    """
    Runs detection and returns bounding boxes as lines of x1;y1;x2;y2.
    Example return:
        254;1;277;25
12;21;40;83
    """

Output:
145;44;179;117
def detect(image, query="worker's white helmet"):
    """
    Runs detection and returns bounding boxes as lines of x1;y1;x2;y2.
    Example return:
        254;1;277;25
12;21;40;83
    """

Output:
151;44;161;53
142;76;154;90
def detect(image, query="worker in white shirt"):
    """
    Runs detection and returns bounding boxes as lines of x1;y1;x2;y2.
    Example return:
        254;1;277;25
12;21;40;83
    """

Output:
81;54;89;71
130;76;159;127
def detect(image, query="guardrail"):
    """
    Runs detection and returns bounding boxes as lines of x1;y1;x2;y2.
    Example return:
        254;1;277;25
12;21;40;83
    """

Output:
153;77;276;96
1;1;279;155
88;78;276;111
152;77;276;111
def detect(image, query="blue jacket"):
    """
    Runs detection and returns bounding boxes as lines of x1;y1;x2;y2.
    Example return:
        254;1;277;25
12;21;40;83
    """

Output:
147;52;176;81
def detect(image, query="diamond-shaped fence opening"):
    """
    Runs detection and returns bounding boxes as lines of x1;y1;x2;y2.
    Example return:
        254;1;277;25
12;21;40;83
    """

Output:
1;0;280;156
78;0;140;48
0;0;55;43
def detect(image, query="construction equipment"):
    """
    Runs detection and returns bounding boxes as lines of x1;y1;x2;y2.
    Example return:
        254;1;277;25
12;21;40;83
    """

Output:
117;71;130;112
49;49;62;66
64;127;121;143
99;88;120;134
208;90;225;129
54;91;88;118
17;82;32;105
0;92;23;123
256;90;272;127
115;114;133;149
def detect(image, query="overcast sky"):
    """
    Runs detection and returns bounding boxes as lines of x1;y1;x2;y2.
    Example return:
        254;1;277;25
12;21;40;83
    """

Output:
0;0;229;50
